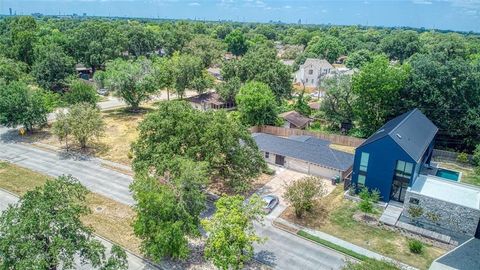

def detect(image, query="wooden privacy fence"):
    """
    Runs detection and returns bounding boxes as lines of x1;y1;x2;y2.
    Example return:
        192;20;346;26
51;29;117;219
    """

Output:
250;125;365;147
432;149;473;162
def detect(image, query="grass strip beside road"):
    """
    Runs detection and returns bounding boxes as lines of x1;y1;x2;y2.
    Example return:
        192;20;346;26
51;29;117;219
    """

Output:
297;230;368;262
0;161;141;255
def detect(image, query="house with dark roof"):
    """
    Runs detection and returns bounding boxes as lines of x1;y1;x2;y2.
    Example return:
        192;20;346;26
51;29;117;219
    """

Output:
185;92;235;111
279;111;312;129
352;108;480;238
351;108;438;202
253;133;354;180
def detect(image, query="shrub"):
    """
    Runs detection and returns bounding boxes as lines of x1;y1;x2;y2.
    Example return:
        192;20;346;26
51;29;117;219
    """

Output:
473;144;480;166
284;176;326;218
263;167;276;175
408;205;424;222
456;152;469;164
52;103;105;149
358;187;380;217
64;79;99;106
408;239;424;254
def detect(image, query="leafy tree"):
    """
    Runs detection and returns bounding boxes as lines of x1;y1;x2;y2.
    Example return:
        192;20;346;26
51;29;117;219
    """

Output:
236;81;278;126
132;101;265;192
130;158;208;261
402;53;480;150
202;195;265;270
216;77;241;102
222;45;292;100
358;187;380;218
293;91;311;117
183;35;226;67
52;103;105;149
64;79;99;106
352;55;410;136
103;57;157;111
31;43;75;91
124;21;158;57
70;21;127;71
320;74;356;131
342;259;400;270
225;29;248;56
284;176;326;218
214;24;232;39
169;53;213;98
0;175;128;270
345;49;375;69
305;35;346;63
0;81;50;131
6;16;37;65
0;55;30;83
380;30;420;62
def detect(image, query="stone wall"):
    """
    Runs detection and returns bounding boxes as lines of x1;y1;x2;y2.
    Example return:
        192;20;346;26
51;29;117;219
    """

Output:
404;190;480;236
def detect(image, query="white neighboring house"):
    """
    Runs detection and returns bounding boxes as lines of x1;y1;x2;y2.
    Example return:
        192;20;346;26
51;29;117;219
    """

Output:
294;58;334;88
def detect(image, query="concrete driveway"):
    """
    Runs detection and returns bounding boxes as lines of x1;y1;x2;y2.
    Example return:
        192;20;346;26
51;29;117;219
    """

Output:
257;165;337;219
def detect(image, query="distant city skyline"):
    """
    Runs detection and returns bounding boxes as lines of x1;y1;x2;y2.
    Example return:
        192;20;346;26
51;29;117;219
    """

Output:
1;0;479;32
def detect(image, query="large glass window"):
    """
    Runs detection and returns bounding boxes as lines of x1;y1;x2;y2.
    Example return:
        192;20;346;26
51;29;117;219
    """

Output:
395;160;414;179
358;175;366;186
359;152;369;172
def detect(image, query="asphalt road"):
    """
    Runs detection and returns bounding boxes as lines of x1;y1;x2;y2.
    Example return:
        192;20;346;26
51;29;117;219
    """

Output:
0;189;157;270
0;127;347;270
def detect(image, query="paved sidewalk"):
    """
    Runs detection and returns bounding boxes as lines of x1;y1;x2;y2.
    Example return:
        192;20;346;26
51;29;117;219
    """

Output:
275;218;418;270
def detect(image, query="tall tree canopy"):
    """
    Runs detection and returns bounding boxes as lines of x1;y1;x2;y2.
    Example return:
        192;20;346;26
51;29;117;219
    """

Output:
305;35;346;63
132;101;266;192
131;158;208;261
0;81;50;131
352;55;410;136
320;74;356;131
222;45;292;100
31;43;75;91
225;29;248;56
380;30;420;62
183;35;226;68
236;81;278;127
103;57;157;111
0;175;128;270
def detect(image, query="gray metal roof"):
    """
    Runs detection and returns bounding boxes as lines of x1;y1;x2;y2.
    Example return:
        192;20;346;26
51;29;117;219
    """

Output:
252;133;353;171
431;238;480;270
358;109;438;163
288;135;331;146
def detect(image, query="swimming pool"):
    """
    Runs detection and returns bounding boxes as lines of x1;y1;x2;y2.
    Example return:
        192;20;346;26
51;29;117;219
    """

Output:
436;168;461;181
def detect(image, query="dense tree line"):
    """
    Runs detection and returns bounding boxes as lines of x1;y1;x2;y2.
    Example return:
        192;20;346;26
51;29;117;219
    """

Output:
0;16;479;145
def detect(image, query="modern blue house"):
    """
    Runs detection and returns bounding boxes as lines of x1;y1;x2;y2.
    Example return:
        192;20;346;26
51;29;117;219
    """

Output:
351;109;438;202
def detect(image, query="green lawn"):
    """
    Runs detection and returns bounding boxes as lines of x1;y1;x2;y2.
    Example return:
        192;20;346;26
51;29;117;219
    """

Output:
281;187;446;270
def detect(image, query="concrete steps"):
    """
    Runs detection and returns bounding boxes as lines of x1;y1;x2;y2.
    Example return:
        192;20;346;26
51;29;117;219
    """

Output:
380;204;404;226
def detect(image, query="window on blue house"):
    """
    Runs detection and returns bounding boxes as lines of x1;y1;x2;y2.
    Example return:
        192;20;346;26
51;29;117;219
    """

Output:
265;152;269;159
358;175;366;186
395;160;414;179
359;152;369;172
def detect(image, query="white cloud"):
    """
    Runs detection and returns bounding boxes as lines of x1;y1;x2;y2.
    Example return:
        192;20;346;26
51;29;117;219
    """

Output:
284;5;291;9
188;2;200;6
412;0;433;4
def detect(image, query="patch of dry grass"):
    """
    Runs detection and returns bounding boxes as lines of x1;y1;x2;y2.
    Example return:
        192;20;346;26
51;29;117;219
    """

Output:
329;144;356;154
24;107;149;166
0;161;141;254
280;186;446;270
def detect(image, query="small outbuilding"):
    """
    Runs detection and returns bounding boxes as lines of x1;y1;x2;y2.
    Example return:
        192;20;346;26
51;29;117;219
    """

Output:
185;92;235;111
279;111;312;129
253;133;354;180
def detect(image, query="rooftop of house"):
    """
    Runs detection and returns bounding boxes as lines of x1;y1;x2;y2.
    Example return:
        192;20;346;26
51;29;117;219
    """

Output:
185;92;227;106
358;108;438;163
252;133;354;171
432;238;480;270
299;58;334;70
279;111;311;128
409;175;480;210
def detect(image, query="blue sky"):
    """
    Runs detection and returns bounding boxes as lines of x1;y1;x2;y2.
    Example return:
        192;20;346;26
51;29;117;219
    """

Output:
2;0;480;32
